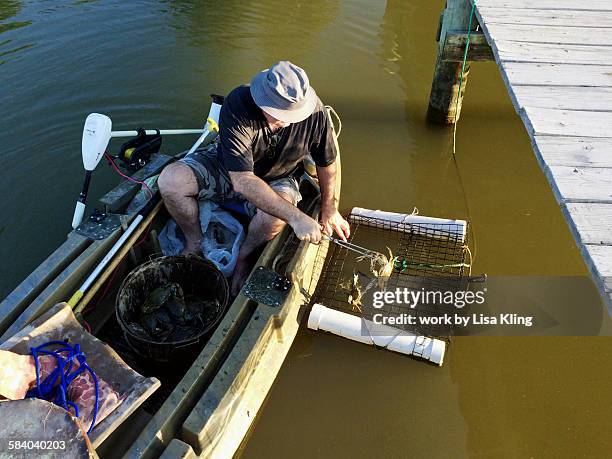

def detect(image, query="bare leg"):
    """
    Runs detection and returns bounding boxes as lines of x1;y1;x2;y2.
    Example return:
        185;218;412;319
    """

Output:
231;192;292;296
158;163;203;255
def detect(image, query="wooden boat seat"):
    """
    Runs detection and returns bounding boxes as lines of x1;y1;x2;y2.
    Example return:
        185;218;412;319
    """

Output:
0;302;161;448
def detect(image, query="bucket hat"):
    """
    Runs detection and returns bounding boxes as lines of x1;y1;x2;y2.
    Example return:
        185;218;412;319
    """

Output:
250;61;317;123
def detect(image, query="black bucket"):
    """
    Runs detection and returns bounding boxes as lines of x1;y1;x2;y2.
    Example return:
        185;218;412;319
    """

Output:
116;255;228;361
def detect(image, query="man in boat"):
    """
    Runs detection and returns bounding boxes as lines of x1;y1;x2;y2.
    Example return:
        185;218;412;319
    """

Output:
158;61;350;294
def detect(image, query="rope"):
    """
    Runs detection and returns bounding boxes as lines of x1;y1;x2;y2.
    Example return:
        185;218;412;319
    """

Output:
26;341;100;434
452;0;476;156
395;258;471;271
450;152;478;264
326;105;342;138
463;244;473;277
449;0;479;264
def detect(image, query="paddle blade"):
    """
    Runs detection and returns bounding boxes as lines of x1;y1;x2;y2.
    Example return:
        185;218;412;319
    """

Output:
82;113;112;171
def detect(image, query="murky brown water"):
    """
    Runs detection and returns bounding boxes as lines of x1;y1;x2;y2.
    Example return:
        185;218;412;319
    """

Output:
1;0;611;457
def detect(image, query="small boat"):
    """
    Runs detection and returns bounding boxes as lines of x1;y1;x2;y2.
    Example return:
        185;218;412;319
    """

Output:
0;106;342;458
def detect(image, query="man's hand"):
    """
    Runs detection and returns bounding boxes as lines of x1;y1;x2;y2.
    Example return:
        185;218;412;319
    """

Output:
229;171;325;244
289;213;323;243
316;160;349;242
320;204;350;242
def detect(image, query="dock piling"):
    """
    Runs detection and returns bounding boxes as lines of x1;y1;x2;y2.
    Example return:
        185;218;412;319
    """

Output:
427;0;491;124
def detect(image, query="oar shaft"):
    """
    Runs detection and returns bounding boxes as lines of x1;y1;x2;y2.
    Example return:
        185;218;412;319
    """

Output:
110;128;204;138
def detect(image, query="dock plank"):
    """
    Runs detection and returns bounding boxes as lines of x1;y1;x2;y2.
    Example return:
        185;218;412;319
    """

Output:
477;8;612;27
546;166;612;204
560;205;612;312
522;107;612;138
486;23;612;46
581;244;612;315
495;40;612;65
563;203;612;244
534;136;612;168
473;0;612;313
583;244;612;286
502;62;612;87
584;244;612;277
475;0;612;12
512;86;612;111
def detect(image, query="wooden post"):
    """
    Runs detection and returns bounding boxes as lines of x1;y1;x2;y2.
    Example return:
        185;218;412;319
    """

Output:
427;0;478;124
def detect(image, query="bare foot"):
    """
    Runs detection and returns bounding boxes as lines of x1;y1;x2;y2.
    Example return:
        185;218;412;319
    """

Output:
231;257;252;296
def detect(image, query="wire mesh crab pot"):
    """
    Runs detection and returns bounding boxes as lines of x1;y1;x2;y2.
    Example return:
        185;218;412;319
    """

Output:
311;207;472;356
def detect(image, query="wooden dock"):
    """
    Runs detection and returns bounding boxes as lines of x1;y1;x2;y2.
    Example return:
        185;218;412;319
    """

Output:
430;0;612;313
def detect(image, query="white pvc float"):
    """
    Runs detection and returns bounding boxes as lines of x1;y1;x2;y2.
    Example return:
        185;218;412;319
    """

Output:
350;207;467;242
308;303;446;366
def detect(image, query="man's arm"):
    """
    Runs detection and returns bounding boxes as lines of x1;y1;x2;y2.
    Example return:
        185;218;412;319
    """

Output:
317;160;350;241
229;171;323;243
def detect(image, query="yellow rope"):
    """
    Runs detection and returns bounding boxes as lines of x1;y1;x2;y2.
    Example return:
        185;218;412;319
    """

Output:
462;244;473;277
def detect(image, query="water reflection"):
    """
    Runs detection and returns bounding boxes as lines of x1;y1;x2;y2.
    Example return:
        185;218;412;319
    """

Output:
162;0;339;63
0;0;29;33
0;0;31;64
379;0;439;122
1;0;21;22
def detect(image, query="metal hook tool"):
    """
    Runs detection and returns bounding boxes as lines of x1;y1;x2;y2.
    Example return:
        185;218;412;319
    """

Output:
322;235;381;259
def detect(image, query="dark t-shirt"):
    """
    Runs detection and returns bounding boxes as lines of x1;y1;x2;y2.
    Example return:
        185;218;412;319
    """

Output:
217;85;337;182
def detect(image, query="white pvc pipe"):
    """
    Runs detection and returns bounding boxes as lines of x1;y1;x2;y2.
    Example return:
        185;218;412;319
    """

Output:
186;101;223;155
110;128;204;138
186;127;211;156
351;207;466;242
208;101;222;125
308;303;446;366
109;102;223;141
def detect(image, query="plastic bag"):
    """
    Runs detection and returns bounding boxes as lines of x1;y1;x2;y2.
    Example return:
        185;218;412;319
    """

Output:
159;201;245;276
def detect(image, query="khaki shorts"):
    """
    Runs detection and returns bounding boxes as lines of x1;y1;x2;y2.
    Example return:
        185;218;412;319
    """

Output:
180;144;302;219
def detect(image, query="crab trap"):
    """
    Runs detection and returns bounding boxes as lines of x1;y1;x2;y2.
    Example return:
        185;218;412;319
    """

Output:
308;207;473;366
